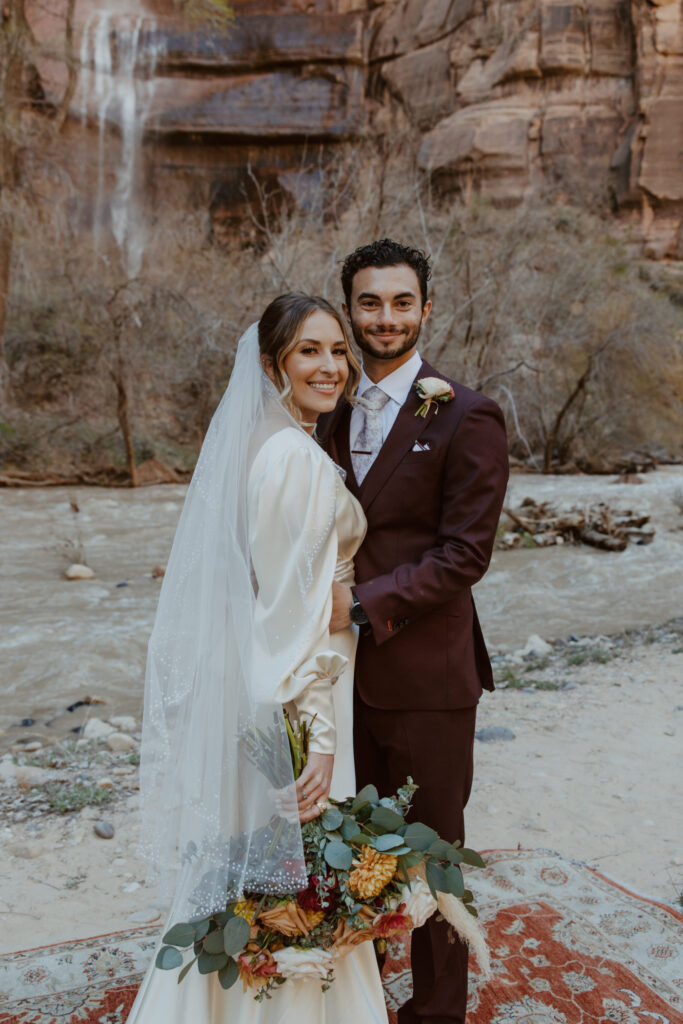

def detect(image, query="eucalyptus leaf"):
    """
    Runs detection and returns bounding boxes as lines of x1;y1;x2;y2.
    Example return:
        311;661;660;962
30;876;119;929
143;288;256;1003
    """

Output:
370;806;405;831
460;847;486;869
156;945;183;970
203;930;226;955
427;839;453;861
350;784;378;813
445;863;464;898
425;860;448;898
162;923;196;948
223;915;250;956
198;951;228;974
465;904;479;918
403;822;439;851
322;807;344;831
324;840;354;870
374;833;406;852
218;958;240;990
177;956;198;984
341;815;358;840
349;832;373;846
214;908;235;925
447;847;464;865
387;845;412;855
193;919;210;939
397;852;422;870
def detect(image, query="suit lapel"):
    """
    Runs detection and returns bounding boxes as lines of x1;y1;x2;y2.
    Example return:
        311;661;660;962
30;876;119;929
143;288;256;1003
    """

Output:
357;360;436;512
330;402;361;499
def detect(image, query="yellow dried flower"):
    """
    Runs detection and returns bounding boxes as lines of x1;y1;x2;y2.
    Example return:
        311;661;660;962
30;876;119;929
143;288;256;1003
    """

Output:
348;846;398;899
234;900;258;923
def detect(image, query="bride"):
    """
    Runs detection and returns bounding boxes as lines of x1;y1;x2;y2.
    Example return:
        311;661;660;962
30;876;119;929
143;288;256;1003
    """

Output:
126;294;389;1023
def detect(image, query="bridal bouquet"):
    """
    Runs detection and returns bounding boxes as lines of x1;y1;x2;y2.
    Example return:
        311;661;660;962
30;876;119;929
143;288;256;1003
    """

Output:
156;715;488;999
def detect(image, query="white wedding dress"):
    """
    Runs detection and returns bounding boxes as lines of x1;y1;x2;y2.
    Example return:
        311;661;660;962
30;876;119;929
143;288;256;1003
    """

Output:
126;427;388;1023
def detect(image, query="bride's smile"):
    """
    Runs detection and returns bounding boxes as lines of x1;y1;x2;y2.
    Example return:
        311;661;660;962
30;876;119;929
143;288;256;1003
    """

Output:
279;310;351;425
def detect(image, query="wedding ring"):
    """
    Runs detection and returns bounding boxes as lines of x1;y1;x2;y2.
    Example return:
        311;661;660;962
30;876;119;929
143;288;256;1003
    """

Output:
302;789;308;799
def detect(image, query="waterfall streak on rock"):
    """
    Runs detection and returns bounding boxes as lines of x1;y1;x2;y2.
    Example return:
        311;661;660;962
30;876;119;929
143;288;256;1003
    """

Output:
79;11;165;277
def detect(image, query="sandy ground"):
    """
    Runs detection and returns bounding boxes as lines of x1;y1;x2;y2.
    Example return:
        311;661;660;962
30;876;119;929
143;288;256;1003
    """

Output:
1;470;682;954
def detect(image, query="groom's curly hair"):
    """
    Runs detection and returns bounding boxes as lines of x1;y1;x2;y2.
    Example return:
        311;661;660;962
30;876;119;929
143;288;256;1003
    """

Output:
341;239;432;308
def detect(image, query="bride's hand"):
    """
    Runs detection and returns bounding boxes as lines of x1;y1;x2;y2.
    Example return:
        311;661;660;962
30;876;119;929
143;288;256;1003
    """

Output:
296;752;334;822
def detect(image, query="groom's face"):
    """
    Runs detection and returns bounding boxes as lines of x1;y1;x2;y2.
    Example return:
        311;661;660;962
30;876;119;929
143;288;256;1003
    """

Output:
344;264;432;364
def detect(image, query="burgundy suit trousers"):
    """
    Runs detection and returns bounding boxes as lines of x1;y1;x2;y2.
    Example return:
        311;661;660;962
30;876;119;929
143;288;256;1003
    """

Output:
353;693;477;1024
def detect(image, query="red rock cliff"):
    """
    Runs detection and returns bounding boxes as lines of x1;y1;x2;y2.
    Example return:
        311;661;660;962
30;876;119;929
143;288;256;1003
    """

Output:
39;0;683;256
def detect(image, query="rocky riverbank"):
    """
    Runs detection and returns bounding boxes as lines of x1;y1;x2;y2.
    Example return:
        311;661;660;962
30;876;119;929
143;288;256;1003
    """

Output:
2;619;681;954
1;470;682;952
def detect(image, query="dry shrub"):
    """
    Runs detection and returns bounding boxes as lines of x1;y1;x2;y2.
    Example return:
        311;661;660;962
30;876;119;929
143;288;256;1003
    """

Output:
2;144;682;478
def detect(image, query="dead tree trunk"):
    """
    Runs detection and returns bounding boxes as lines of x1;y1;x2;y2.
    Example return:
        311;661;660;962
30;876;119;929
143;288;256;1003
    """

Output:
112;369;138;487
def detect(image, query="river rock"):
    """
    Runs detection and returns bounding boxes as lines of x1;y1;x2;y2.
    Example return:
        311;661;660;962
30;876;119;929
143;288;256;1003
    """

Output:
94;821;115;839
97;777;115;789
1;763;58;789
83;717;116;740
106;732;136;753
109;715;137;732
64;563;95;580
519;634;553;659
476;726;516;743
10;840;43;859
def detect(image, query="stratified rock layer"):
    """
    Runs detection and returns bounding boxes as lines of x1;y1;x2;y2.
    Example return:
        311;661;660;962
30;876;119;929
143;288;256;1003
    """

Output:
42;0;683;254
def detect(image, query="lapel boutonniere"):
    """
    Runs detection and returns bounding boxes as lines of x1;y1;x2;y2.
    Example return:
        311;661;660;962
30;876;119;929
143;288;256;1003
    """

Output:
413;377;455;418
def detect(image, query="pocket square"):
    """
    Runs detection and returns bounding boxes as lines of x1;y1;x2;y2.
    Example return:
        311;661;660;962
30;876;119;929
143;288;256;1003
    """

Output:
411;441;431;452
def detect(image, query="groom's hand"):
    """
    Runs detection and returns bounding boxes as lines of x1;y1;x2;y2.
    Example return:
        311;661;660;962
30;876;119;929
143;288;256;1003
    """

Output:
329;581;353;633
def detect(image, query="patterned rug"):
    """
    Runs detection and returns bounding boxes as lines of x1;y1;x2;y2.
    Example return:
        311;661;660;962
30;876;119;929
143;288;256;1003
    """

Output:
1;851;681;1024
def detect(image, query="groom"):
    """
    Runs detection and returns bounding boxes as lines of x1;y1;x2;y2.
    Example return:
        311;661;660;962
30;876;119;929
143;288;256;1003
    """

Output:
320;239;509;1023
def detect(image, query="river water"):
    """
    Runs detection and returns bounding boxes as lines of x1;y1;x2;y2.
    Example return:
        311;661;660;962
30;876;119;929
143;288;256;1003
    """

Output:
1;468;682;735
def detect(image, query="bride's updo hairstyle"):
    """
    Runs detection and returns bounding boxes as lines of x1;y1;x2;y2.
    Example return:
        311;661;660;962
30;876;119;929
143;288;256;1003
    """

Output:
258;292;360;418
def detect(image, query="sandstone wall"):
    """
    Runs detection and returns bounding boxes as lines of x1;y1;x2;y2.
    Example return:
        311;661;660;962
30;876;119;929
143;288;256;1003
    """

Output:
39;0;683;255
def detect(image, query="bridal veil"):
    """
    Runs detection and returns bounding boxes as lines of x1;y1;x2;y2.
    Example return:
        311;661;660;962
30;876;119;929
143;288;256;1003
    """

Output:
139;323;325;920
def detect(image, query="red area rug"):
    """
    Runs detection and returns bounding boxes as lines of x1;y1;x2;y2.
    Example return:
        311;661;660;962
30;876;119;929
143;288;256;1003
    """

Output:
1;851;681;1024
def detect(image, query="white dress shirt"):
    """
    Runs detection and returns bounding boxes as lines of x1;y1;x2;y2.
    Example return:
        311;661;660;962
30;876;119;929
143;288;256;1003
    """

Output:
350;350;423;452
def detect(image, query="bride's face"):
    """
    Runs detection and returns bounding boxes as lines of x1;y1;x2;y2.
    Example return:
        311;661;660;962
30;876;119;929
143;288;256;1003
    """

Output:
282;310;350;424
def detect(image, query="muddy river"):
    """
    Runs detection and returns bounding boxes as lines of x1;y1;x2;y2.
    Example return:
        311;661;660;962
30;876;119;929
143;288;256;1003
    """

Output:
1;468;682;733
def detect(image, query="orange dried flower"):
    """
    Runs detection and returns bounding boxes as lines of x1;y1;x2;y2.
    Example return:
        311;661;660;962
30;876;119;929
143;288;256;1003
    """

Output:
259;901;324;937
348;846;398;899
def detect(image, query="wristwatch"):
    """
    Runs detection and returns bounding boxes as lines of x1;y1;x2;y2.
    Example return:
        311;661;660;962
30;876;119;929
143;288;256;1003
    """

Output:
349;593;369;626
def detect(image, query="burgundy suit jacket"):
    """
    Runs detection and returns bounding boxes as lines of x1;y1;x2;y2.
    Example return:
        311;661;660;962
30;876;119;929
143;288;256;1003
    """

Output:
318;360;509;711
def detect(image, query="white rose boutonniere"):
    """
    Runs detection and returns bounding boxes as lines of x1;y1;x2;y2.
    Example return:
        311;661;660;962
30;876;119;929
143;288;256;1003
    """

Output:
414;377;455;418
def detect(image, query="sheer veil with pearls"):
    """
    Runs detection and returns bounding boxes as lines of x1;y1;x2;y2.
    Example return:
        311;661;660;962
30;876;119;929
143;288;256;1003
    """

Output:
139;322;322;920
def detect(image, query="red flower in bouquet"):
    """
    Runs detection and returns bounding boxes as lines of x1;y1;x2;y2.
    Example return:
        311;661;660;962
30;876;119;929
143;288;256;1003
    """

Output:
237;944;279;992
297;874;338;914
372;904;414;939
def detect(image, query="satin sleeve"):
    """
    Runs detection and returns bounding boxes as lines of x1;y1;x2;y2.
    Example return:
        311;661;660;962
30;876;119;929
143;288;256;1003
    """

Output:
247;431;347;755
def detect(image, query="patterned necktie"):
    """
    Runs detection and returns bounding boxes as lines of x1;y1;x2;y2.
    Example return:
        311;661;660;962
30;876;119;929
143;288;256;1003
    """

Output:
351;386;391;485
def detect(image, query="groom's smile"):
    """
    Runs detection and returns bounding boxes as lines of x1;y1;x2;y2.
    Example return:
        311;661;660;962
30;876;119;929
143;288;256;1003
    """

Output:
343;264;432;374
